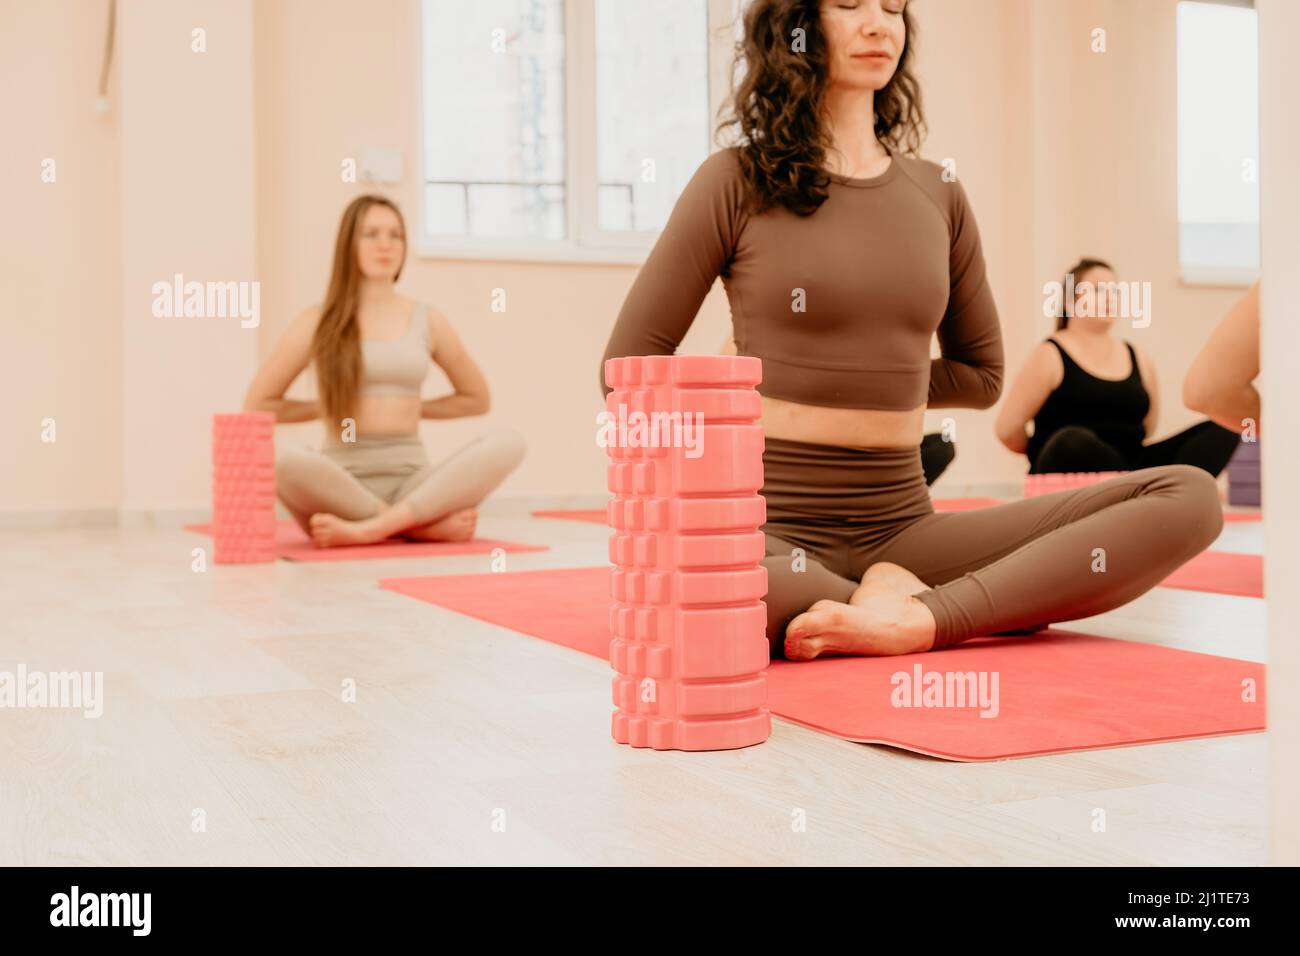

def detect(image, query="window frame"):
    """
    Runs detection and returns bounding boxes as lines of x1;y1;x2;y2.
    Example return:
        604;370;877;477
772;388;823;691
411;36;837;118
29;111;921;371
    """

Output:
1174;0;1260;289
414;0;737;265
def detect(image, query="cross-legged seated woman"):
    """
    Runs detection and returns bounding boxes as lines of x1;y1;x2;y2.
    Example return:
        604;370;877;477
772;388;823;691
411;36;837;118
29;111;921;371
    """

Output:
244;195;525;547
995;257;1242;477
600;0;1223;659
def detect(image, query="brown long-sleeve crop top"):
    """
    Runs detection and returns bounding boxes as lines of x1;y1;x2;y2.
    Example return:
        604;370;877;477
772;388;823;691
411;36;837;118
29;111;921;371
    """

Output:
600;146;1004;410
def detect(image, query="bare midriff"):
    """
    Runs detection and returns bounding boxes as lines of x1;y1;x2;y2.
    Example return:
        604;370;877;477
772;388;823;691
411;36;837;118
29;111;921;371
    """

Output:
323;394;422;445
760;396;925;449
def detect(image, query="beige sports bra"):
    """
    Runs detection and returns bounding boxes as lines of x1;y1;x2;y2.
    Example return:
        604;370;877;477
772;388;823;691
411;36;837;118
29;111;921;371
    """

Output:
360;303;430;397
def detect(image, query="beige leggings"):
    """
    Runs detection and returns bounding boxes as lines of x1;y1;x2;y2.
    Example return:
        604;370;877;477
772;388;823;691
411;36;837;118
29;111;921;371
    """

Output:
275;429;526;533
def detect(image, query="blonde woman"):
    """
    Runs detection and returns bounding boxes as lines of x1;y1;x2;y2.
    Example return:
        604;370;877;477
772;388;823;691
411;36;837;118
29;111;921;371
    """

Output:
244;195;524;547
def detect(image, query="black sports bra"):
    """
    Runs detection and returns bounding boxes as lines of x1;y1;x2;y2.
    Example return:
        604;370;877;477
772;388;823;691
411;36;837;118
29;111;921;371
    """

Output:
1026;337;1150;464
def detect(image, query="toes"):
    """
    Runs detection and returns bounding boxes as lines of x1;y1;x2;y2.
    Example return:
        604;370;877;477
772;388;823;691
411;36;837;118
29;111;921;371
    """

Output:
791;602;843;632
783;633;823;661
786;605;840;645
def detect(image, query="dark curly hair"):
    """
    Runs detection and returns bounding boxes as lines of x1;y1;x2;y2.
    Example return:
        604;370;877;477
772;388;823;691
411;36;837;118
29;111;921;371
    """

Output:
718;0;925;216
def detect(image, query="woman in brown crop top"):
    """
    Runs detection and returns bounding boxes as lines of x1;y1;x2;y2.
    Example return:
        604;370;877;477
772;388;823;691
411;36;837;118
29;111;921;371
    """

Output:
601;0;1224;657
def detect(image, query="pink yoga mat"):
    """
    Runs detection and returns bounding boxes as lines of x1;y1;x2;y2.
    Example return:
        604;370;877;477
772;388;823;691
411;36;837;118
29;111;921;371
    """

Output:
186;519;547;562
1160;550;1263;598
379;566;1265;761
1223;511;1262;523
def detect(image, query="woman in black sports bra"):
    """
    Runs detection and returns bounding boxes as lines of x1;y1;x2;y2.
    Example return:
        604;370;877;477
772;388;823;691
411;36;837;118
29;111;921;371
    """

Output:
996;258;1240;476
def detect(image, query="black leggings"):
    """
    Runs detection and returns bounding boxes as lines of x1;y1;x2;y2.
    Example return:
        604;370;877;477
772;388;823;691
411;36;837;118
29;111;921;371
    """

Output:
920;432;954;486
1031;421;1240;477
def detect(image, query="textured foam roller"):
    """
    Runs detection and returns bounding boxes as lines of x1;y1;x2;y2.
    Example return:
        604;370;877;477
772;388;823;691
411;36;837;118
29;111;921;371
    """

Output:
1023;471;1127;498
603;354;770;752
212;411;276;565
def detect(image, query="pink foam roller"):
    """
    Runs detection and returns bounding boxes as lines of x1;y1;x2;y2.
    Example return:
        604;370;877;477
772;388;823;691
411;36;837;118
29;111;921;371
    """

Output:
603;354;770;752
212;412;276;565
1024;470;1127;498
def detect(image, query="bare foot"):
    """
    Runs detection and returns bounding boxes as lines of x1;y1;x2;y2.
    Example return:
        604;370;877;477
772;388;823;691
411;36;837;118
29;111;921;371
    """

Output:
857;560;1047;638
307;512;387;548
856;561;930;598
401;508;478;543
785;593;936;660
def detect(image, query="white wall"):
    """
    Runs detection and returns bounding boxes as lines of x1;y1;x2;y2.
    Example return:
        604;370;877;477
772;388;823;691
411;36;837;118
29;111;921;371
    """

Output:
117;0;260;517
1257;0;1299;867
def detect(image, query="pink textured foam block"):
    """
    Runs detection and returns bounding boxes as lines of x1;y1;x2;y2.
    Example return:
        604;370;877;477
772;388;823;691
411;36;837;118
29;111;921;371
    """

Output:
1024;471;1127;498
212;412;277;565
602;354;770;752
186;520;548;563
1160;550;1263;598
379;566;1265;762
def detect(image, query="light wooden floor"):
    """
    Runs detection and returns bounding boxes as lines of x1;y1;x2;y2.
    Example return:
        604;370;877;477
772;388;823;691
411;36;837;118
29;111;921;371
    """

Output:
0;508;1267;866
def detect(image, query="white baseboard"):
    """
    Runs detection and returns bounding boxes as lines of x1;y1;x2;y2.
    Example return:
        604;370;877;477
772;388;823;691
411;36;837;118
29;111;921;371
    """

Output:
117;508;220;530
477;493;609;516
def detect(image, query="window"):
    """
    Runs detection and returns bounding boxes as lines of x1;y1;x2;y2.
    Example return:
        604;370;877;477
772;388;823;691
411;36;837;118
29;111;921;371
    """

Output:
1175;0;1260;283
419;0;719;261
594;0;710;234
420;0;567;243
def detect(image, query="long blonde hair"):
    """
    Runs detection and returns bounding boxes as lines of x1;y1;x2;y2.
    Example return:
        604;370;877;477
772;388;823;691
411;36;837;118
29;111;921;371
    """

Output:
312;195;408;428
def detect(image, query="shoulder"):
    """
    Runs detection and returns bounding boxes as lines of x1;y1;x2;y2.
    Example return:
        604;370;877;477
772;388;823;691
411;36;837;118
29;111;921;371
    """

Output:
1034;337;1065;363
1127;340;1157;377
697;146;745;180
414;301;456;350
289;304;324;339
893;155;974;221
1033;336;1067;368
664;146;750;234
1030;337;1066;385
688;147;748;203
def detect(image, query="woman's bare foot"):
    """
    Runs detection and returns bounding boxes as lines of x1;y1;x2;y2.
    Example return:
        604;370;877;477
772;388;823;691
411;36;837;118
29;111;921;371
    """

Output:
856;561;930;598
401;508;478;543
308;512;388;548
783;562;936;659
785;593;936;660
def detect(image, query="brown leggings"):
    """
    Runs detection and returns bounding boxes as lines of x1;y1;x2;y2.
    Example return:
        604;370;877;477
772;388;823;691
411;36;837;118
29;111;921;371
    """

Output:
761;437;1224;653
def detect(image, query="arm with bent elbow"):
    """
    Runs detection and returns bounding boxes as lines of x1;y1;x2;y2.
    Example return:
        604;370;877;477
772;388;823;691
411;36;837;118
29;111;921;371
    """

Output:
422;307;491;419
927;179;1004;410
242;307;322;422
928;280;1005;410
600;151;743;397
994;343;1057;455
1183;282;1261;436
